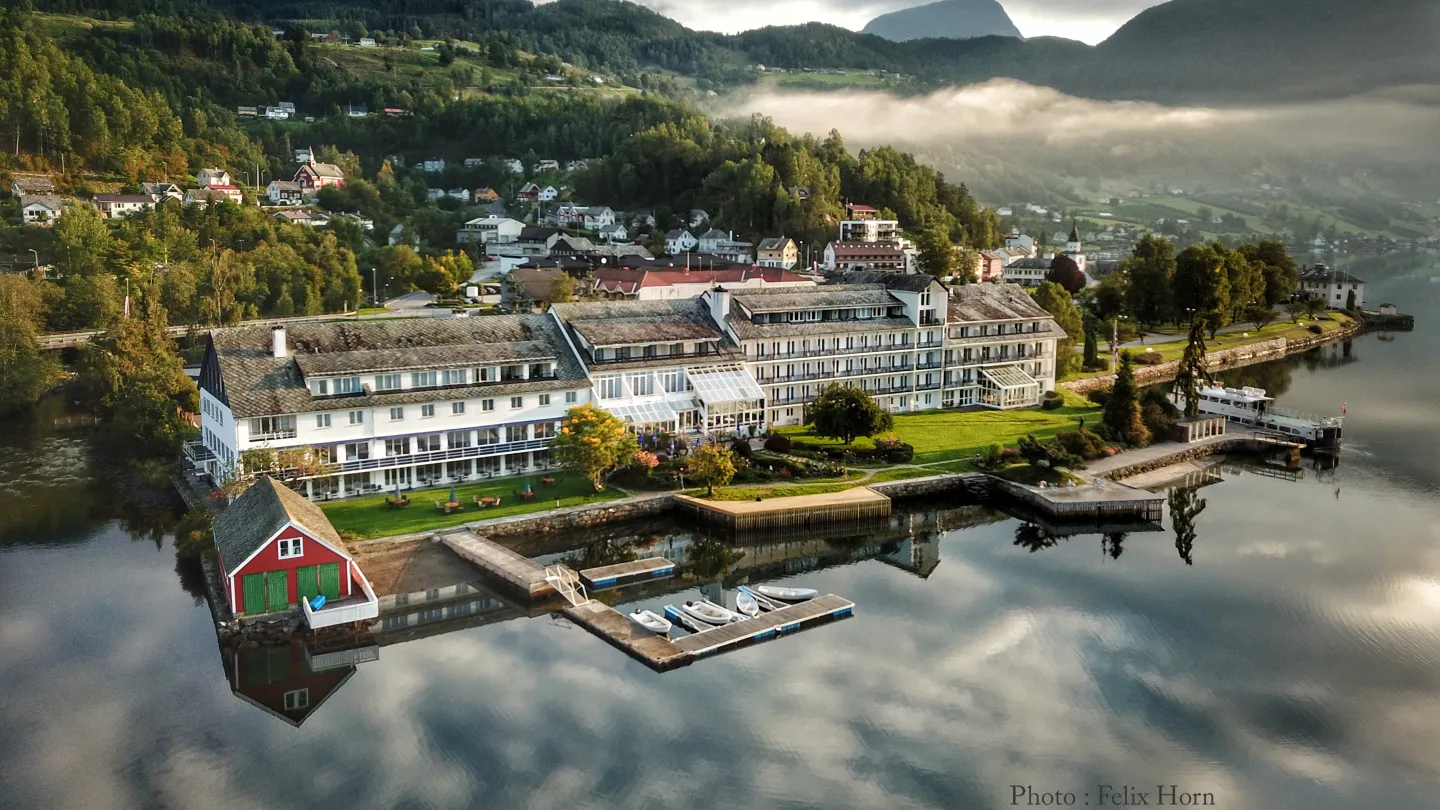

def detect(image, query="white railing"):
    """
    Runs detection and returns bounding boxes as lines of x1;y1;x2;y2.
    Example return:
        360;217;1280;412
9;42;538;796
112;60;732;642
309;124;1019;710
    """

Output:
307;644;381;671
543;565;589;607
301;577;380;629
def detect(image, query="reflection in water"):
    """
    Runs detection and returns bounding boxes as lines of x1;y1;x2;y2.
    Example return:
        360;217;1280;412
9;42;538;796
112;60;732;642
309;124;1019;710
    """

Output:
1102;532;1127;560
1168;486;1207;566
1014;522;1060;553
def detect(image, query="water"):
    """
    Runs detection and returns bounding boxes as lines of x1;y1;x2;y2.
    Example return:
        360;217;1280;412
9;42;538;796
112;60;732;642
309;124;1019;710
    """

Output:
3;257;1440;809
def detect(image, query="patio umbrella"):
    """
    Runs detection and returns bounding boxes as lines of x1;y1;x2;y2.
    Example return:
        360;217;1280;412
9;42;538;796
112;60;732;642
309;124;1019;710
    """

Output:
394;481;402;500
449;486;456;504
524;478;533;495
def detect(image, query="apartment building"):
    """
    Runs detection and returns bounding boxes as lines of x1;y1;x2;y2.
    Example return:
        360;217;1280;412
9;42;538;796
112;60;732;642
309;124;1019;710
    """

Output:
549;300;767;436
713;273;948;428
941;283;1060;410
195;318;591;496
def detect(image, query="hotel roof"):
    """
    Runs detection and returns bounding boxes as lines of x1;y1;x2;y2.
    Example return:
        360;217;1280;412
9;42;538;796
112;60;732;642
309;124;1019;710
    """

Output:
947;283;1057;323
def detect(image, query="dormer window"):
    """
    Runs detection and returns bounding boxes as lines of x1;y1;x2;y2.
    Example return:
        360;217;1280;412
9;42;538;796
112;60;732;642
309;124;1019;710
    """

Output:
615;347;631;361
412;371;438;388
310;379;329;396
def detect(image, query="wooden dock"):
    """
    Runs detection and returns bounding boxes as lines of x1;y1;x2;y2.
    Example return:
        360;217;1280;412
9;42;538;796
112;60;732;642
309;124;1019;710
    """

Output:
563;594;856;672
439;530;554;599
579;557;675;590
676;487;891;531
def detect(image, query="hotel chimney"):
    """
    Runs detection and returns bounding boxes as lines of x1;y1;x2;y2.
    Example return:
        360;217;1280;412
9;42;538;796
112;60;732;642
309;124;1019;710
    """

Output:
271;325;287;358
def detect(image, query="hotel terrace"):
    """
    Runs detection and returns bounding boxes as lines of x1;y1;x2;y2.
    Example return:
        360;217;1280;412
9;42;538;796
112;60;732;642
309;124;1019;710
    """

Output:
196;279;1061;498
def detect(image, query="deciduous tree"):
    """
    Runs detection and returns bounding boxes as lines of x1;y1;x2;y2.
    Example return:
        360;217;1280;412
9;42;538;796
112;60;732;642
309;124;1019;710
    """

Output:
687;443;736;497
808;384;893;444
1123;234;1176;329
1045;254;1086;294
553;404;638;490
1032;281;1083;378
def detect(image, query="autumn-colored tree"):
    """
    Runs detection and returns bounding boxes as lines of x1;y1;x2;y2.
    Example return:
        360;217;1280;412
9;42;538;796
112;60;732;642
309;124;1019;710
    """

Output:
687;443;736;497
553;404;638;490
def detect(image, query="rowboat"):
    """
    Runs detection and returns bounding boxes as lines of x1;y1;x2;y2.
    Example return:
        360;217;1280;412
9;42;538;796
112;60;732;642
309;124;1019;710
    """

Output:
738;585;783;612
663;604;708;633
735;591;760;618
628;609;672;634
755;585;819;602
682;600;739;625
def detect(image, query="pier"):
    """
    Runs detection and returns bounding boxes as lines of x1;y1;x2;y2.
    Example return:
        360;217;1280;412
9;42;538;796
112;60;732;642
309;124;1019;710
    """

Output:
563;594;856;672
580;557;675;590
675;487;891;531
438;530;555;599
991;477;1166;523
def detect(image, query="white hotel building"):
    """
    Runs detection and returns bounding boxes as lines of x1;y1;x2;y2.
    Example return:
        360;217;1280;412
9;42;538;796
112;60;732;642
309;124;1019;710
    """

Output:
195;278;1060;498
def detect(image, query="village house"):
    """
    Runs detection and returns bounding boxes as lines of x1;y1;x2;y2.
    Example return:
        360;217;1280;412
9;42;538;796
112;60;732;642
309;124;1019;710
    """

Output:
211;477;379;626
195;319;593;499
20;195;67;225
92;193;155;219
141;182;185;203
426;188;446;201
534;159;560;173
10;173;55;197
1299;265;1366;309
978;250;1008;283
294;160;345;198
1004;230;1037;257
265;106;290;121
447;188;471;202
186;186;243;207
838;215;900;244
383;108;410;117
503;159;524;174
504;267;575;312
197;168;232;188
756;237;800;270
696;229;753;264
583;206;616;231
598;223;628;243
237;106;258;117
339;212;373;231
274;208;320;226
456;216;524;245
294;148;313;164
346;105;368;118
473;187;500;202
688;209;710;229
1000;257;1051;287
664;229;699;255
358;37;377;47
421;157;446;173
267;180;304;205
822;242;906;273
463;158;484;169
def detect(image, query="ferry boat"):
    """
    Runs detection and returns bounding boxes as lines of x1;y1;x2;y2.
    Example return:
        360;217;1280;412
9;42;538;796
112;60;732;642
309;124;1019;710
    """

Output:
1175;385;1342;451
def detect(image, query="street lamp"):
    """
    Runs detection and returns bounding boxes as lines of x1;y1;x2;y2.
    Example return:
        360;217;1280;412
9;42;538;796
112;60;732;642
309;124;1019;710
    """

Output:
27;248;39;276
371;266;378;307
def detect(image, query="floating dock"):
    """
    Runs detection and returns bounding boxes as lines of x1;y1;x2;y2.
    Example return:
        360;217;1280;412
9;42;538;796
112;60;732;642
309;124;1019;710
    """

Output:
579;557;675;590
439;530;554;599
563;594;856;672
675;487;891;531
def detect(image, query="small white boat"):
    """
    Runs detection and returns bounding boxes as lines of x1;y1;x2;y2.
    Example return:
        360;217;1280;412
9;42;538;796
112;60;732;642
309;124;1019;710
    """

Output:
682;600;739;625
755;585;819;602
664;604;708;633
738;585;783;612
735;591;760;618
628;610;672;634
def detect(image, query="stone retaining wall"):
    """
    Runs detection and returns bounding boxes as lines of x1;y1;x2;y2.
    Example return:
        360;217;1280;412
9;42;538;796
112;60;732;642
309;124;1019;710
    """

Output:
1094;439;1252;481
869;473;993;501
1060;318;1360;395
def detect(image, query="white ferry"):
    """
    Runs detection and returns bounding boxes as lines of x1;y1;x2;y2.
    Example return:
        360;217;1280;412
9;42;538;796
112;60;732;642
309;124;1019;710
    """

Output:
1175;385;1343;450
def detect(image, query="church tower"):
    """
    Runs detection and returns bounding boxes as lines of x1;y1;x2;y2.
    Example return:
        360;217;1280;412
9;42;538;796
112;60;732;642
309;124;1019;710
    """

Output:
1063;219;1086;273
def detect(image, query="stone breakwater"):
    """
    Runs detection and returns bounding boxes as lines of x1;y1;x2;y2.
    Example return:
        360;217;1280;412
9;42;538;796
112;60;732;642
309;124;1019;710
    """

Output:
1060;318;1361;395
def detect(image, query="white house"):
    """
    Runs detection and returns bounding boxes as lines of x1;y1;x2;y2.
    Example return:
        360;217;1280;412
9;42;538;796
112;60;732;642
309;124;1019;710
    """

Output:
1299;265;1365;309
664;229;698;255
1003;230;1036;257
265;107;291;120
346;105;369;118
696;229;753;263
534;159;560;173
426;188;446;201
598;223;629;243
197;168;232;188
20;195;66;225
92;194;155;218
267;180;304;205
358;37;377;47
194;319;591;497
457;216;524;245
583;206;616;230
421;158;446;173
503;159;524;174
463;158;484;168
446;188;471;202
537;185;559;202
140;182;185;203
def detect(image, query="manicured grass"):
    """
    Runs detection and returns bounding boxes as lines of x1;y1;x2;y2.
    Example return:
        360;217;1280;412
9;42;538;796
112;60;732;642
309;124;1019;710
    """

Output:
692;482;861;501
356;307;389;316
321;476;624;539
780;400;1101;465
866;467;944;483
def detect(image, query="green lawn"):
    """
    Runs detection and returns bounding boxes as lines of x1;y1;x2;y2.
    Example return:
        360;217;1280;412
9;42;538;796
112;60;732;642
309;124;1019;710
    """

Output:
321;476;624;539
356;307;389;316
780;398;1100;465
692;482;862;501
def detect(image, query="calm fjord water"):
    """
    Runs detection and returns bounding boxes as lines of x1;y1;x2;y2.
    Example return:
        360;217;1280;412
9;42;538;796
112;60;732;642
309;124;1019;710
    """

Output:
2;259;1438;809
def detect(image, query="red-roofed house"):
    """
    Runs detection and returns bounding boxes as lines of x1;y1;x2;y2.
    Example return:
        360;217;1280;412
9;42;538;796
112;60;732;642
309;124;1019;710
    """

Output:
822;242;906;273
592;265;814;301
294;161;345;198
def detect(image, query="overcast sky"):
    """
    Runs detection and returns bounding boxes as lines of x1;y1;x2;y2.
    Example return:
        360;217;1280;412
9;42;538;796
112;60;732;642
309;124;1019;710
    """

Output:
631;0;1167;44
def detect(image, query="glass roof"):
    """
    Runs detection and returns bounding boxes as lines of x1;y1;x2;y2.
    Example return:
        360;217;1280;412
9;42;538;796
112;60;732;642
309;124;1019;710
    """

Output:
980;364;1040;391
686;364;767;404
605;401;679;426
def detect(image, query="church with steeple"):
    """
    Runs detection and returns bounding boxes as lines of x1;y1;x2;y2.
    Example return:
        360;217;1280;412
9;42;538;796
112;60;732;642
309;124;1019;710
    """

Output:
1060;220;1087;273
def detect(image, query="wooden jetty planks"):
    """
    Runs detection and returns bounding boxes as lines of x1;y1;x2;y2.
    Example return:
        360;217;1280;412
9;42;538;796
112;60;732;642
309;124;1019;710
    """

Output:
439;530;553;598
562;601;691;670
579;557;675;589
676;488;891;531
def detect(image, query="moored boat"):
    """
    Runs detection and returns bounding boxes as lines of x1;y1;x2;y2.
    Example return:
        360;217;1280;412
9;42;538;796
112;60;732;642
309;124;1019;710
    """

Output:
682;600;739;625
735;591;760;618
628;609;672;634
738;585;784;612
664;604;708;633
755;585;819;602
1174;385;1343;450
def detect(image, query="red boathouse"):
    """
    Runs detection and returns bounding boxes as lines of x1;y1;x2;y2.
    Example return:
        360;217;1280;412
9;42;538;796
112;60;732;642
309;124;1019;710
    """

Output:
213;477;379;627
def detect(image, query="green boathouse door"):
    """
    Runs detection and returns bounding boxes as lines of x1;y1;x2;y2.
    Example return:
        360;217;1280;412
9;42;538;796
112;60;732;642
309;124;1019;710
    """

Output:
318;562;341;600
266;570;289;611
242;574;266;615
296;566;319;602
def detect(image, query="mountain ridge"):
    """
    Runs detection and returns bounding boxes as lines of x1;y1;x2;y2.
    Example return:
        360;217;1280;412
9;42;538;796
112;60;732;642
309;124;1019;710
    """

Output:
862;0;1021;43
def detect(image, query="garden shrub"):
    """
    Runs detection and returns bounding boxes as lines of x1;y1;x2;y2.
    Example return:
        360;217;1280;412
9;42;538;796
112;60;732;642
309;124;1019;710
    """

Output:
1056;429;1109;461
763;434;792;453
730;437;754;460
1132;352;1165;365
1307;324;1323;334
1087;388;1112;407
